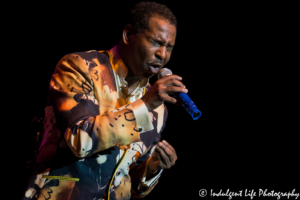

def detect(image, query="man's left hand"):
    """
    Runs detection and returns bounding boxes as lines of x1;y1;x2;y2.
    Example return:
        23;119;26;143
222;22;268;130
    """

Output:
146;140;177;177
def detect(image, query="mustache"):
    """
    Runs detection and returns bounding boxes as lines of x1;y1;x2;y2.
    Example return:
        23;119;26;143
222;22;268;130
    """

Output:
147;59;163;65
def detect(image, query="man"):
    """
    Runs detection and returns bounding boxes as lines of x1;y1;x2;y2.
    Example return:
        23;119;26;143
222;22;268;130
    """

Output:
23;1;187;200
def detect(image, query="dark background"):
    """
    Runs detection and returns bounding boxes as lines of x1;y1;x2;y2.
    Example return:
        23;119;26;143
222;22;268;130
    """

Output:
10;1;297;199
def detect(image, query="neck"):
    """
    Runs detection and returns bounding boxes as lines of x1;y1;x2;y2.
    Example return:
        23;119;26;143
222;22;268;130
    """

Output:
125;70;140;88
125;70;141;95
118;42;141;88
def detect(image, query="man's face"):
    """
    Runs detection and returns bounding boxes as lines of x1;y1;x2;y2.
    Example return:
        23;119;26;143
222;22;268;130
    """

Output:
127;16;176;80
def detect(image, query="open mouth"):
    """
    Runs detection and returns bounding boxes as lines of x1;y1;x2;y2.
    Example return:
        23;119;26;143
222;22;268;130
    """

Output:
149;65;160;74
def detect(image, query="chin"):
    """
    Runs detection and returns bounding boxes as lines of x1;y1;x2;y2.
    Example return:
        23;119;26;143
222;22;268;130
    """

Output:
142;72;155;79
149;73;156;79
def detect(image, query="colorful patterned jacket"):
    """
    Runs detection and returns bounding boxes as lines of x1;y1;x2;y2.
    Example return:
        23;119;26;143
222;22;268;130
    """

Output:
23;47;168;200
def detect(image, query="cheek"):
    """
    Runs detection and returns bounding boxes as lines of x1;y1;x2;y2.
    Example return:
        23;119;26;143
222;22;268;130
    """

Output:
138;45;156;59
138;49;148;61
163;52;172;64
147;49;157;59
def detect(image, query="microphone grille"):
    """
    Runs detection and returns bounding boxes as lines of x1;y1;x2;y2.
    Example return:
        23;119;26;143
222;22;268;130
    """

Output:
157;68;173;79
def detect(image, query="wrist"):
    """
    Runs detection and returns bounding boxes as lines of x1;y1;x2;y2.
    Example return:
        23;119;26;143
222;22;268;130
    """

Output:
146;158;159;179
146;167;159;180
141;97;152;111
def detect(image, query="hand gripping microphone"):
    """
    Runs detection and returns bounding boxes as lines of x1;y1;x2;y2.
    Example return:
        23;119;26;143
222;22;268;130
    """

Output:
157;68;202;120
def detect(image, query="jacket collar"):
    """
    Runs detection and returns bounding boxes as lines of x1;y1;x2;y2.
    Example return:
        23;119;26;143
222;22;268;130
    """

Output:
107;45;148;96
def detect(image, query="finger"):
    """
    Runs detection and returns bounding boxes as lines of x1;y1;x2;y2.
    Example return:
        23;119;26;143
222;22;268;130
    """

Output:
173;102;181;106
159;93;178;104
157;141;177;165
155;144;172;168
162;140;176;154
168;94;181;106
159;141;177;162
161;74;182;82
166;86;188;94
164;78;186;88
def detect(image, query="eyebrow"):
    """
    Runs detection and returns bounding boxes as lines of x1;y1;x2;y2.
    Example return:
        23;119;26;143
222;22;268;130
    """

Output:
152;37;174;48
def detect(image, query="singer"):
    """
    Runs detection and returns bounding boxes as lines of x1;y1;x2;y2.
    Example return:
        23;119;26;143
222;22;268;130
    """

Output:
23;2;187;200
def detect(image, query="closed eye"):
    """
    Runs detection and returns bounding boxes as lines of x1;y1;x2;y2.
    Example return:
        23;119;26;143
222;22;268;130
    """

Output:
150;40;160;47
166;45;173;51
150;39;174;51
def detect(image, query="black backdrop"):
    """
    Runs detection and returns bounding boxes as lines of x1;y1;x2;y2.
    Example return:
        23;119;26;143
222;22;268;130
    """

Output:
12;1;298;199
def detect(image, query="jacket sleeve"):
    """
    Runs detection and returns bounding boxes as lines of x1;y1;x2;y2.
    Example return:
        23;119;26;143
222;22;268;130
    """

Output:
129;106;168;198
129;151;163;198
49;52;153;158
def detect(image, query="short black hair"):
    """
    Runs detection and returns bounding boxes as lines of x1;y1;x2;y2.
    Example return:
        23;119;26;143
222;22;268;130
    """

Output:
128;1;177;33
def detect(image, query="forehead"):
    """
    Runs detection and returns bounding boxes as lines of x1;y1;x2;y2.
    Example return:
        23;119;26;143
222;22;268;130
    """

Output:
144;16;176;44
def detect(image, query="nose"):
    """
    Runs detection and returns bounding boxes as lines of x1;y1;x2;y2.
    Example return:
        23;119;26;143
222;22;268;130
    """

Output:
155;46;167;63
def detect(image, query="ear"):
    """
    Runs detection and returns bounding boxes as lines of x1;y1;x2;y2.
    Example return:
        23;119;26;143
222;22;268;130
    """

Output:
122;24;134;45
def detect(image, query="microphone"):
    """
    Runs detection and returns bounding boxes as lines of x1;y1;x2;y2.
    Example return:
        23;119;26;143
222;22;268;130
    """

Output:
158;68;202;120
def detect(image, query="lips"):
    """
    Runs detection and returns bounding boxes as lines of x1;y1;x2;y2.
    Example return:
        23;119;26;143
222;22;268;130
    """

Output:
147;62;162;74
149;65;160;74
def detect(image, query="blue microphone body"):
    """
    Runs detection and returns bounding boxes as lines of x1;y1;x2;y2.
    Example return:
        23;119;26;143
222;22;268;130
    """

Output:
173;92;202;120
158;68;202;120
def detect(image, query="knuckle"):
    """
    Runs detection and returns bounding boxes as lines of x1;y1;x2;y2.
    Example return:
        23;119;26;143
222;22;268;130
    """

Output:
158;95;164;101
156;79;163;84
166;86;174;92
172;86;178;91
157;92;164;98
157;90;163;96
168;86;175;90
157;85;165;92
171;77;177;82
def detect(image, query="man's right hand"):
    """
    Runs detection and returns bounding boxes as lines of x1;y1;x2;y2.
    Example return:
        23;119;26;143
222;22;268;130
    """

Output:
141;75;188;111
